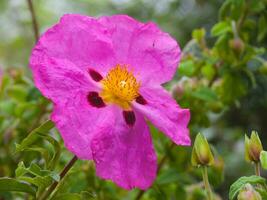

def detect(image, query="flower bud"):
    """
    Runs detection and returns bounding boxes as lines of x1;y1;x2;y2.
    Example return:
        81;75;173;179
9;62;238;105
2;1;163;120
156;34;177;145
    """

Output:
245;131;263;163
229;38;244;55
237;184;262;200
171;83;184;100
191;133;214;167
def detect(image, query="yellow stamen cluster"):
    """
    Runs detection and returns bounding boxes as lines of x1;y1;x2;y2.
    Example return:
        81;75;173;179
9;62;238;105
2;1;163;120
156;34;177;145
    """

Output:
100;64;140;109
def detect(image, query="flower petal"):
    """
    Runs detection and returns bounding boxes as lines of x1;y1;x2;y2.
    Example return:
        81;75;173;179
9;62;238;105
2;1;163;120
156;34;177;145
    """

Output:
51;92;115;160
33;14;116;74
133;86;191;146
99;15;181;84
30;53;93;104
98;15;142;63
91;109;157;190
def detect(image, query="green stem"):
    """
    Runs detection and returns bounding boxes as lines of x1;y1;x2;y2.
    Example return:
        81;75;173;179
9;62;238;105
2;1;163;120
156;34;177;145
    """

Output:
26;0;39;43
202;166;213;200
38;156;78;200
255;162;261;176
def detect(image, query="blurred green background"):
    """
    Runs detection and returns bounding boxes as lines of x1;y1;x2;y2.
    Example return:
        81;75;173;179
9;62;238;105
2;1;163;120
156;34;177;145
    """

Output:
0;0;267;200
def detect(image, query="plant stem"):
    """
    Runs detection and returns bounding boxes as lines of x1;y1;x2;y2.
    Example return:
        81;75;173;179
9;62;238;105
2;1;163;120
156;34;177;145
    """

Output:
255;162;261;176
38;155;78;200
202;166;213;200
135;142;175;200
26;0;39;43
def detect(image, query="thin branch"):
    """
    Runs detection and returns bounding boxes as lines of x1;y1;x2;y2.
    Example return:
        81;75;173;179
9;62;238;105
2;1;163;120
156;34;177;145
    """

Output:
38;156;78;200
27;0;39;43
135;142;175;200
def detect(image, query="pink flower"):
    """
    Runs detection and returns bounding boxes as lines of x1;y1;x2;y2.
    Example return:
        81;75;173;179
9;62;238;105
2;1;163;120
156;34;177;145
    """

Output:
30;14;191;190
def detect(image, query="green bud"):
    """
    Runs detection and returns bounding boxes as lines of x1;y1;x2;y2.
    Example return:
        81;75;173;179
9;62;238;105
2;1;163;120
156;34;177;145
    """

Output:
171;83;184;100
229;38;244;55
237;184;262;200
191;133;214;167
245;131;263;163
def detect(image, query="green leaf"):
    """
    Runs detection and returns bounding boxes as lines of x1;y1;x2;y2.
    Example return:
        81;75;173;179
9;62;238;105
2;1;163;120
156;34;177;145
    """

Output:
192;28;206;44
51;193;82;200
220;74;247;104
40;134;61;170
0;101;16;115
7;84;28;102
0;177;36;196
260;151;267;170
157;169;182;185
16;120;54;152
211;21;231;37
178;60;196;77
201;64;216;81
16;162;60;182
191;87;218;102
15;162;28;177
257;15;267;42
229;176;266;200
81;191;96;199
219;0;231;20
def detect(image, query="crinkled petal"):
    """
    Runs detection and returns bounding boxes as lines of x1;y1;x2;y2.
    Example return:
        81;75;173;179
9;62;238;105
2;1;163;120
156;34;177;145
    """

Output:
33;14;116;74
98;15;142;63
51;92;115;160
99;15;181;84
30;53;94;104
133;87;191;146
91;109;157;190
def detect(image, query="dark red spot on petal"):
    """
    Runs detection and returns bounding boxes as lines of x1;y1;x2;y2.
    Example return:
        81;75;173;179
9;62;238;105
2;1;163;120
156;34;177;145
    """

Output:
87;91;105;108
136;95;147;105
123;110;136;126
88;69;103;82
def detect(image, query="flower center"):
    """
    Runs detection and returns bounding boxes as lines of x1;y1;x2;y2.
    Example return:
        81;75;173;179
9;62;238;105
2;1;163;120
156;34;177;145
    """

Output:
100;64;140;109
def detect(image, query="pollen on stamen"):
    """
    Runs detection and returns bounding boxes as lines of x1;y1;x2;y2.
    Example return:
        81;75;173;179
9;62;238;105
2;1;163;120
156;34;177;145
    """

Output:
101;65;140;102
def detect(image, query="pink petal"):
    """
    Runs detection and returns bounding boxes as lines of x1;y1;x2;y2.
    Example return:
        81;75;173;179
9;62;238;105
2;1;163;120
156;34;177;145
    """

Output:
133;87;191;146
98;15;142;64
30;53;93;105
99;15;181;84
51;92;115;160
33;14;116;74
91;108;157;190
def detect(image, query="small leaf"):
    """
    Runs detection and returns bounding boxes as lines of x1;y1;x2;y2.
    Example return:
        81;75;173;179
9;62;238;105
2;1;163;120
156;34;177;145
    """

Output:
81;191;96;200
0;177;36;196
15;162;28;177
229;176;266;200
51;193;81;200
201;64;216;81
7;84;28;102
40;134;61;170
178;60;196;77
191;87;218;102
192;28;206;44
157;169;181;185
260;151;267;170
211;21;231;37
16;120;54;152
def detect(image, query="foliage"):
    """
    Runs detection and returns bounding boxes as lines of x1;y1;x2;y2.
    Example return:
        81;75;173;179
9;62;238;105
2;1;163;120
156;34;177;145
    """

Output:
0;0;267;200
